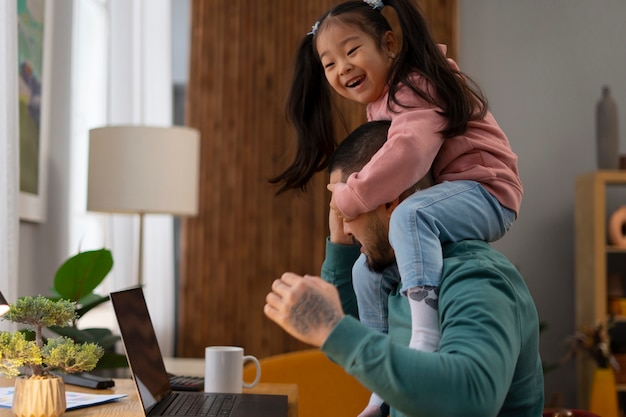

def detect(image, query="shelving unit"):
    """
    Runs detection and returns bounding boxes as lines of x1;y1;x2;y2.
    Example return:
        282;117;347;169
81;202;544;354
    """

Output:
575;170;626;409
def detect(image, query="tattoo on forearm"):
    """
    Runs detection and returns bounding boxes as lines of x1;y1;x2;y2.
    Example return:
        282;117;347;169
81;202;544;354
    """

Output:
290;290;340;335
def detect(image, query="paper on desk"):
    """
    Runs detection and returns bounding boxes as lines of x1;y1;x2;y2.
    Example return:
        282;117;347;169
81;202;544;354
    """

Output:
0;387;126;410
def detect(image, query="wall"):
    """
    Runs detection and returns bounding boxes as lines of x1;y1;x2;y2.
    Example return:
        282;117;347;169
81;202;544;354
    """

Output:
458;0;626;407
18;1;74;298
172;0;189;87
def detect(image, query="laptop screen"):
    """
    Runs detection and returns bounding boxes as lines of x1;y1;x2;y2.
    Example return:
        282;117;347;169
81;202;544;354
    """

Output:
110;287;172;413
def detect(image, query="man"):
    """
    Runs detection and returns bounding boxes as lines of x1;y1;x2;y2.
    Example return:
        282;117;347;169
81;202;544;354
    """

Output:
265;121;544;417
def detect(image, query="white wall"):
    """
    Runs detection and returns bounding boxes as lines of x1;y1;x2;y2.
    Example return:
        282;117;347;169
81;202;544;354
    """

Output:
18;0;74;298
0;0;19;315
458;0;626;407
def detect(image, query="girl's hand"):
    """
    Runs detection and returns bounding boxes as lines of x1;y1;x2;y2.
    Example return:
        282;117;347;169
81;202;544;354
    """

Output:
326;182;353;221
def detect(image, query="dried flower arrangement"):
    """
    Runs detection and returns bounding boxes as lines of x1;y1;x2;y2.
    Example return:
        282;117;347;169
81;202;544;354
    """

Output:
561;323;617;370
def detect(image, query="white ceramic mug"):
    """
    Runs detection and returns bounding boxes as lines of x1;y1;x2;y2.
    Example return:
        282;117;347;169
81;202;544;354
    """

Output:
204;346;261;393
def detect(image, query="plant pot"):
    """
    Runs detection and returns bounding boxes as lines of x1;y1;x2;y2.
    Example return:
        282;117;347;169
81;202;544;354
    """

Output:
12;376;67;417
614;353;626;384
589;367;619;417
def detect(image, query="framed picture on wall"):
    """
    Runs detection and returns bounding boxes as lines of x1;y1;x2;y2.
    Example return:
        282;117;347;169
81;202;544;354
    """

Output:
17;0;52;223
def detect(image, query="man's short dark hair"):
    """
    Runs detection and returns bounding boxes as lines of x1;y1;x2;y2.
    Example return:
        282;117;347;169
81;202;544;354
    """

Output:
328;120;390;178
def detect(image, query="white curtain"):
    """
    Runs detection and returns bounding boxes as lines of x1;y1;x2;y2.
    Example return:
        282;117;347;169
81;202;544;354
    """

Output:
68;0;176;356
0;0;19;331
1;1;176;349
106;0;176;356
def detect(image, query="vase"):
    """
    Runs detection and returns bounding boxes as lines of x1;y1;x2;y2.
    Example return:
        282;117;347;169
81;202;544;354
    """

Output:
596;85;620;170
12;376;67;417
589;367;619;417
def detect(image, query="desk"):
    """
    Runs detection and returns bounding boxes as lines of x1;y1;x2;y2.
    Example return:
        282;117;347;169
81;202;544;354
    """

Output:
0;378;141;417
0;377;297;417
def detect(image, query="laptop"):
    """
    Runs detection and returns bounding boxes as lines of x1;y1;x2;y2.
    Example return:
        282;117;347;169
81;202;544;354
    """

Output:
110;287;288;417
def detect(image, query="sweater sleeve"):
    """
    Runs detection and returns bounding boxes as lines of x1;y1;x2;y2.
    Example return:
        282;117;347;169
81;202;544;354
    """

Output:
321;248;537;417
333;86;446;219
320;237;361;319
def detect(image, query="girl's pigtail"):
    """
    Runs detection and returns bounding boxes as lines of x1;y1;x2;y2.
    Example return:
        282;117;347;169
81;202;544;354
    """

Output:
384;0;487;139
270;35;336;194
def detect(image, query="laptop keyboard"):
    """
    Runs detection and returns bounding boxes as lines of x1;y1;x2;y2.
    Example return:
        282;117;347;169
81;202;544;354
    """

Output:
168;374;204;391
151;392;236;416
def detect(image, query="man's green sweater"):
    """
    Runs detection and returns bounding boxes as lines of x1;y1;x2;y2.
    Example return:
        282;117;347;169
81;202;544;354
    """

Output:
321;239;544;417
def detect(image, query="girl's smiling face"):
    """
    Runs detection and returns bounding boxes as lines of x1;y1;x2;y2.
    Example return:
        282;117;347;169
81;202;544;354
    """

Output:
316;21;396;105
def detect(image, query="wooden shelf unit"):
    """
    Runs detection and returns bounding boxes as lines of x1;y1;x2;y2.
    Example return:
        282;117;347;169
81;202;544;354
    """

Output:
575;170;626;407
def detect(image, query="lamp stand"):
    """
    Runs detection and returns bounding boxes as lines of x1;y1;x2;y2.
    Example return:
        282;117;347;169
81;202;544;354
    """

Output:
138;212;145;286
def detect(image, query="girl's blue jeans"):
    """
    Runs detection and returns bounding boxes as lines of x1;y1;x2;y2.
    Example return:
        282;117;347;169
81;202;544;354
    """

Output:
352;180;516;333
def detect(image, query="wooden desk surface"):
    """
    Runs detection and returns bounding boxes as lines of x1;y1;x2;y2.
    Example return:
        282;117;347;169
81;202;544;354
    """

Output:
0;378;142;417
0;377;297;417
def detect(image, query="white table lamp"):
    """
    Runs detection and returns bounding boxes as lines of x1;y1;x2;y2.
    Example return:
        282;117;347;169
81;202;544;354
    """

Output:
87;125;200;285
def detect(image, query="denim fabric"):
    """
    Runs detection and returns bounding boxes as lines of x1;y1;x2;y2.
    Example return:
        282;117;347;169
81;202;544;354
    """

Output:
353;181;516;333
389;180;515;293
352;254;399;334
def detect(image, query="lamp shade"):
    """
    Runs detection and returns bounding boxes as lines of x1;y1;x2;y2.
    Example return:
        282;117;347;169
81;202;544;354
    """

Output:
87;126;200;215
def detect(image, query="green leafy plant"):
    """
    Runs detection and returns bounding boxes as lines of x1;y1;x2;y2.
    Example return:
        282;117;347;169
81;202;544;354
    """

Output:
0;296;104;377
46;248;128;370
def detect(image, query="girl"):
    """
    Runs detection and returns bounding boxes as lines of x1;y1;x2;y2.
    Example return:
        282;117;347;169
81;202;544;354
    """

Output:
270;1;522;416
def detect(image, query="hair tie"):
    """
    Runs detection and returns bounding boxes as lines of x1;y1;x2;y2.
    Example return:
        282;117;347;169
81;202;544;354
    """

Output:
364;0;384;10
307;21;320;36
308;1;383;36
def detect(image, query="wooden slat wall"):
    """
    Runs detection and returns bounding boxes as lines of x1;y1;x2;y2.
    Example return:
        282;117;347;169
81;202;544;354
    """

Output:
178;0;458;359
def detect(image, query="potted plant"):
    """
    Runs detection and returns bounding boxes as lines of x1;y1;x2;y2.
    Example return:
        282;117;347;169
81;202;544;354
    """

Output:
562;323;619;417
0;295;104;417
46;248;128;370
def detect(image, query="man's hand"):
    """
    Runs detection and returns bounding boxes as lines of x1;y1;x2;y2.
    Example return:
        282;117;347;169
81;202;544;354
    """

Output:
328;201;355;246
264;273;345;347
